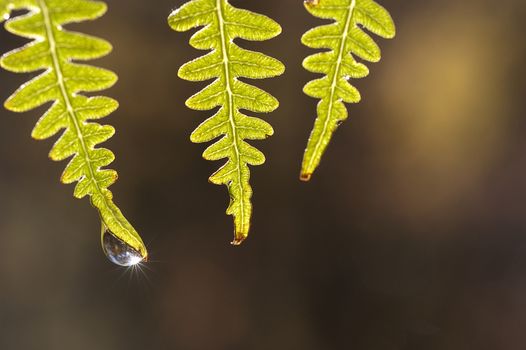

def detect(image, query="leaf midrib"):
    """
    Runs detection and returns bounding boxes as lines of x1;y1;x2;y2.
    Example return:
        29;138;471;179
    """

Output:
305;0;356;173
216;0;246;237
38;0;140;249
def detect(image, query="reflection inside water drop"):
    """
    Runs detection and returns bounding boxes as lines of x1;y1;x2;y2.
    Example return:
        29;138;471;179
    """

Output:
102;227;144;267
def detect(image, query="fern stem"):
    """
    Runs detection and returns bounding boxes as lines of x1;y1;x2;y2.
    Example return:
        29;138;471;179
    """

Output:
39;0;97;194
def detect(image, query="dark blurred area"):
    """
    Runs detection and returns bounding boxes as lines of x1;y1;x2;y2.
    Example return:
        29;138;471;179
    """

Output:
0;0;526;349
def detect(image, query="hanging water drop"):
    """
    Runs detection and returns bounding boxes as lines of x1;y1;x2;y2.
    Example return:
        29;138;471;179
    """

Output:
102;225;145;267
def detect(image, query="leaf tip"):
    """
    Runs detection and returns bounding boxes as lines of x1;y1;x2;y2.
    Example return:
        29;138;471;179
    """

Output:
167;11;177;28
305;0;320;7
231;223;249;246
31;132;44;140
231;235;247;246
300;172;312;182
4;98;19;112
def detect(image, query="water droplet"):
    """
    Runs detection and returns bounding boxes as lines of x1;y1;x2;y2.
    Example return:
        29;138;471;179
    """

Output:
102;226;144;267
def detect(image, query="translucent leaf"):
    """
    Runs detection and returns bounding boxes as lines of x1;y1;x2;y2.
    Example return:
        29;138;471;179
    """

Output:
301;0;395;181
169;0;284;244
0;0;147;259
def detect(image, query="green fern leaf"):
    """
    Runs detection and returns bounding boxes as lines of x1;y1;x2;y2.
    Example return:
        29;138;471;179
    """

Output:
0;1;9;19
300;0;395;181
1;0;147;261
169;0;284;244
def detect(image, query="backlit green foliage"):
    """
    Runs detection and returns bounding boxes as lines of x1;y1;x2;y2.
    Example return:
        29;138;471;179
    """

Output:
300;0;395;181
169;0;284;244
1;0;147;258
0;1;9;19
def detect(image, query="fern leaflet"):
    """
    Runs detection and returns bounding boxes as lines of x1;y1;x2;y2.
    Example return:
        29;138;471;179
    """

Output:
1;0;147;261
300;0;395;181
0;1;9;19
169;0;284;244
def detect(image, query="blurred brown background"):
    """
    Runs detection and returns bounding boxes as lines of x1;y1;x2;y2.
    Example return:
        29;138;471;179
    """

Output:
0;0;525;349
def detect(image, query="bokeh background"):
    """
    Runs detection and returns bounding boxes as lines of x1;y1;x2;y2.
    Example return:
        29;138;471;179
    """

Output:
0;0;525;349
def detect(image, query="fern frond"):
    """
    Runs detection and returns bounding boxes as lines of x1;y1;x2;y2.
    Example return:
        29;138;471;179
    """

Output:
169;0;284;244
300;0;395;181
1;0;147;260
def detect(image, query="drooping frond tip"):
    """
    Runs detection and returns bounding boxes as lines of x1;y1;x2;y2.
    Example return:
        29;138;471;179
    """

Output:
0;0;147;260
300;0;395;181
169;0;284;244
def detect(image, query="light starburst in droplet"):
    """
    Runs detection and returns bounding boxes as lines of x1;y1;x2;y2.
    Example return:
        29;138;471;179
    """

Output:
101;225;147;267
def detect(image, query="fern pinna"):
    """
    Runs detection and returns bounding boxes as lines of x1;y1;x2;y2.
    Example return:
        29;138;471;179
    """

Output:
0;0;148;265
169;0;284;244
300;0;395;181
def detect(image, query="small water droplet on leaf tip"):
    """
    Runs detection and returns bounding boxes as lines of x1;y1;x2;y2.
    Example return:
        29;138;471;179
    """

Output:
102;226;145;267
